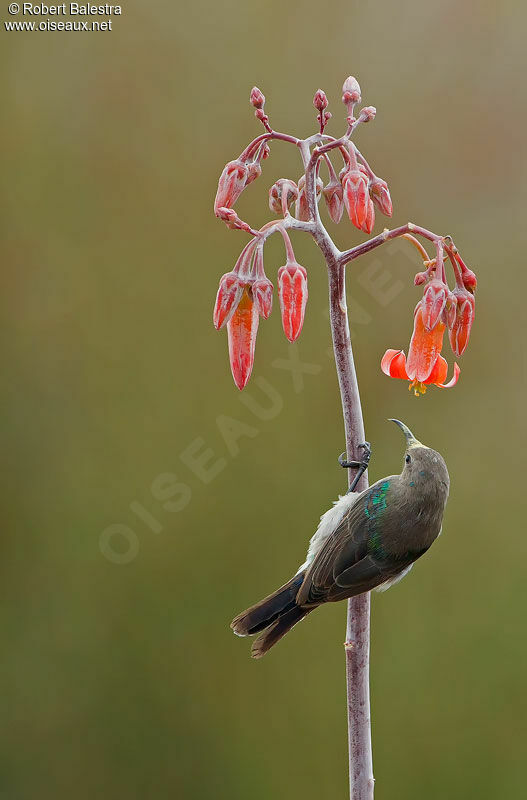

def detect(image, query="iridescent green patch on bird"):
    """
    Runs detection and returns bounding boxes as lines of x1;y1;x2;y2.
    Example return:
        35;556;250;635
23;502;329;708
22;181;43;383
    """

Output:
372;480;390;510
365;481;390;558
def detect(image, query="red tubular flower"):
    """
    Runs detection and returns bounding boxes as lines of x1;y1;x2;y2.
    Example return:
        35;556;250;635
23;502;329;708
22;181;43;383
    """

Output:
278;262;308;342
406;304;446;382
369;177;393;217
448;287;475;356
381;303;460;395
252;278;273;319
342;167;373;232
213;272;245;330
214;160;249;214
227;289;259;390
421;278;448;331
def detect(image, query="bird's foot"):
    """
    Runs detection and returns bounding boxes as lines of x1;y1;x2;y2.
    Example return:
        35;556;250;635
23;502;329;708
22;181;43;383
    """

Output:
338;442;371;493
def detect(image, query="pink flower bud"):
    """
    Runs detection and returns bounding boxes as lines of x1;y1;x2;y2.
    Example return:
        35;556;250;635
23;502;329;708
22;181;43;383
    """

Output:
261;143;271;160
455;253;477;292
214;160;248;214
359;106;376;122
313;89;328;111
246;162;262;186
421;279;448;331
369;177;393;217
250;86;265;109
323;178;344;224
227;289;259;390
278;263;308;342
342;168;371;231
295;175;322;222
342;76;361;105
252;278;273;319
213;272;245;330
448;287;475;356
414;271;428;286
269;179;298;215
462;270;477;292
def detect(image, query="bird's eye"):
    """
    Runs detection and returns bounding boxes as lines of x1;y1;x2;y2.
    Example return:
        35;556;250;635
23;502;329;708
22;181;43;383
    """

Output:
405;454;411;464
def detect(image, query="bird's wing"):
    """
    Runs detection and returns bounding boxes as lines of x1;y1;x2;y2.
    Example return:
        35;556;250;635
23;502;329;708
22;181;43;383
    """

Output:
297;476;408;605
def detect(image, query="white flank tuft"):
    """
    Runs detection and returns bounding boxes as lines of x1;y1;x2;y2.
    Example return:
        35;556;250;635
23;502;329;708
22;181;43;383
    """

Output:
296;491;361;574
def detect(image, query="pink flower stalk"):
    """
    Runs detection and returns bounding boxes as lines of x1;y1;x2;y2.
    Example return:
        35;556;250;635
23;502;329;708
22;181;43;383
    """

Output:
278;262;308;342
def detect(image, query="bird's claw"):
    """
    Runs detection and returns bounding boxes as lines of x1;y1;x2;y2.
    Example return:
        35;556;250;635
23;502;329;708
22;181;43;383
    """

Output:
338;442;371;493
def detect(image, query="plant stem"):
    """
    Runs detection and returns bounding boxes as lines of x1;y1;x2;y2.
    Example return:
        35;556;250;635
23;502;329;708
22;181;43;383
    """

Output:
328;263;374;800
303;135;374;799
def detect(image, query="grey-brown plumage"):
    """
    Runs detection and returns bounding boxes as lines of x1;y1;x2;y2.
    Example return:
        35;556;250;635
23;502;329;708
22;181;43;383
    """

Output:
231;420;449;658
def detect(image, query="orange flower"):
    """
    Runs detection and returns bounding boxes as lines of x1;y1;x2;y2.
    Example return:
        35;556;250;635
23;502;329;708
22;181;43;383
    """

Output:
381;304;460;395
227;289;259;390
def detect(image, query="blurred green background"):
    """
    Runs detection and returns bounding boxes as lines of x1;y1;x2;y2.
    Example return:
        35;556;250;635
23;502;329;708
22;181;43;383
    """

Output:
1;1;525;797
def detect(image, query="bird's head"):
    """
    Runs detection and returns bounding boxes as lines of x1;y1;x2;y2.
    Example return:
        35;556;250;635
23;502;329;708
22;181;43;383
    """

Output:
389;419;449;491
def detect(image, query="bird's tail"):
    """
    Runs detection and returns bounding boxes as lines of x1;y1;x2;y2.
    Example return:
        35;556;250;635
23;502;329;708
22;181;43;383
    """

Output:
231;572;312;657
251;605;312;659
231;572;305;636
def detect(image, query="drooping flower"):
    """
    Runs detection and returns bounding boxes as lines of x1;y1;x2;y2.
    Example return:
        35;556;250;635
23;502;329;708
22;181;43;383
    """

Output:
323;176;344;223
278;262;308;342
269;179;298;215
227;289;259;390
421;278;448;331
295;175;323;222
214;160;249;214
381;303;460;395
342;166;375;233
369;177;393;217
448;286;475;356
213;272;246;330
252;277;274;319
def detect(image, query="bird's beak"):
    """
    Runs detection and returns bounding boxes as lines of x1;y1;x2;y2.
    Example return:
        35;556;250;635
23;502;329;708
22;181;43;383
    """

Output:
388;419;424;449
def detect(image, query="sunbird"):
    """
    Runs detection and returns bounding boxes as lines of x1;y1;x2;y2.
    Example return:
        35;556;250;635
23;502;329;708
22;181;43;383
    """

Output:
231;419;449;658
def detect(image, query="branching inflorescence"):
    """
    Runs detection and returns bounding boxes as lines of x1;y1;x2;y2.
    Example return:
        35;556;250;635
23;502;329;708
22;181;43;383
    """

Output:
213;77;476;396
213;76;476;800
